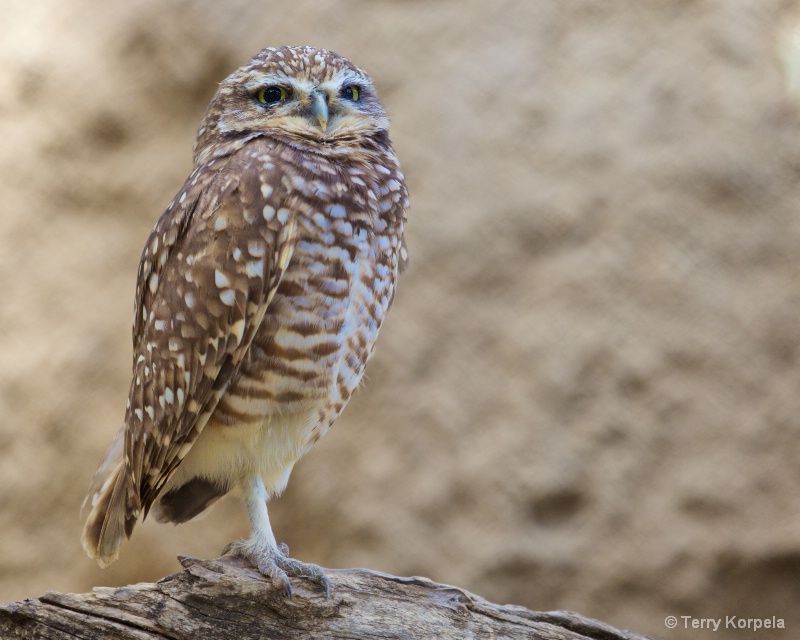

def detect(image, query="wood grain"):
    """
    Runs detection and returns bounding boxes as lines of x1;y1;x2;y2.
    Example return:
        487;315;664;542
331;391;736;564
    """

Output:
0;555;653;639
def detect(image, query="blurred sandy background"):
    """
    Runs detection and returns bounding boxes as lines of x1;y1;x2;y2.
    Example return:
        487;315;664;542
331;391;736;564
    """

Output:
2;2;800;638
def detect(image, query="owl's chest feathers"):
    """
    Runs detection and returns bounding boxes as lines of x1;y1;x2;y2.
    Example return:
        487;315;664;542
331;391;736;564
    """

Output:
245;210;392;394
196;211;392;489
215;163;399;427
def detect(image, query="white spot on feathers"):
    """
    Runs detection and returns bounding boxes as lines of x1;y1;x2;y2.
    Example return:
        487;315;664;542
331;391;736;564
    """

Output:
215;270;231;288
220;289;236;306
248;241;265;257
327;204;346;218
246;259;264;277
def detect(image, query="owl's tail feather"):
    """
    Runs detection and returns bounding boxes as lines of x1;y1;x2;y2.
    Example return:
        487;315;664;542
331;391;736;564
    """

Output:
81;428;137;568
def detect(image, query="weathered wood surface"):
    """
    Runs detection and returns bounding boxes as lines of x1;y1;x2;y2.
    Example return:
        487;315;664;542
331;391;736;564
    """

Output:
0;555;653;639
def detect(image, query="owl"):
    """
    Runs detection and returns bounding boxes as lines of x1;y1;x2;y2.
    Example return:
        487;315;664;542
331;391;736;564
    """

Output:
81;45;408;596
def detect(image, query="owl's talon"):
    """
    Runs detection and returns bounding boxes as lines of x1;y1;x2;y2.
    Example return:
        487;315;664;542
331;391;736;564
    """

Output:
221;540;241;556
224;539;329;598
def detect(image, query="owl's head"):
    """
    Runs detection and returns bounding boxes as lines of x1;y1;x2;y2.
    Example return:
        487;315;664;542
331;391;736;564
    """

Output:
194;46;390;164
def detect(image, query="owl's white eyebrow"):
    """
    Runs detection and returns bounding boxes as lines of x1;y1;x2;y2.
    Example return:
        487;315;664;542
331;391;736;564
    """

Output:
242;72;293;88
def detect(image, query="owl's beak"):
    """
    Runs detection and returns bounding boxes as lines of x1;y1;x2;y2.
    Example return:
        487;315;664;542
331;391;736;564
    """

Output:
310;92;329;132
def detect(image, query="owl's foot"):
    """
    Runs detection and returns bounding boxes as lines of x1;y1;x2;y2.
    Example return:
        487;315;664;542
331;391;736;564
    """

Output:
223;539;331;598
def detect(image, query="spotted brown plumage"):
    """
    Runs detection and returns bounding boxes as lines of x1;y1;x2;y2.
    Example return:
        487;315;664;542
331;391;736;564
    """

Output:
81;46;408;595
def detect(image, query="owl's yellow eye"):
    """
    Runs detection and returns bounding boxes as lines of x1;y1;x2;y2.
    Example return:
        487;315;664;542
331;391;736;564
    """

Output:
257;86;289;105
341;85;360;101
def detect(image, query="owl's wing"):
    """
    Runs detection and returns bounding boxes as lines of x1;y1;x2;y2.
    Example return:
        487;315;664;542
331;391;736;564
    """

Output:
128;149;297;518
82;143;297;565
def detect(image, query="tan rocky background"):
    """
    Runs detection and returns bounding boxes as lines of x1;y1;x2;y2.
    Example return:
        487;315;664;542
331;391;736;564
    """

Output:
2;2;800;639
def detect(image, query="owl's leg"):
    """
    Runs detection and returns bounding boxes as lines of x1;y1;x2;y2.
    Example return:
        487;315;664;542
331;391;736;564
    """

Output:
223;475;330;598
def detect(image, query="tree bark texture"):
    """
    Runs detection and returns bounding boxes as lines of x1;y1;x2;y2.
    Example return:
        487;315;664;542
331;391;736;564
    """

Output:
0;555;654;639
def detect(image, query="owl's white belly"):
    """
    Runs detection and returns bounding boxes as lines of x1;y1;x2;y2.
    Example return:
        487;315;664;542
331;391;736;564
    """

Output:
163;401;319;498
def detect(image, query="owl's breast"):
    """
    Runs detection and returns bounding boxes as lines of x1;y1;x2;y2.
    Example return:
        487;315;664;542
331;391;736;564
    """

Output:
214;203;398;433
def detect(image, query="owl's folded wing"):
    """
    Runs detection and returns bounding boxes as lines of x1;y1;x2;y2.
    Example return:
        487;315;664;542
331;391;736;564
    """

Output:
81;141;297;566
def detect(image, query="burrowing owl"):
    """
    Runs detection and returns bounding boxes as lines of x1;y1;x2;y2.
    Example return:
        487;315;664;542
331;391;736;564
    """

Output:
81;45;408;595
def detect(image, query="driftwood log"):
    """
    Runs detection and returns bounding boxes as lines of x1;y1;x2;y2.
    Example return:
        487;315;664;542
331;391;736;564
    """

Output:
0;555;652;639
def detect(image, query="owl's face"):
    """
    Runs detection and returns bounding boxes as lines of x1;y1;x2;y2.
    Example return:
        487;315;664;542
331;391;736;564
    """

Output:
195;46;389;161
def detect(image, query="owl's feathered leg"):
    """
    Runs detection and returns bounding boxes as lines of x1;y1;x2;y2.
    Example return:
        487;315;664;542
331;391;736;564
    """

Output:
224;475;330;598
